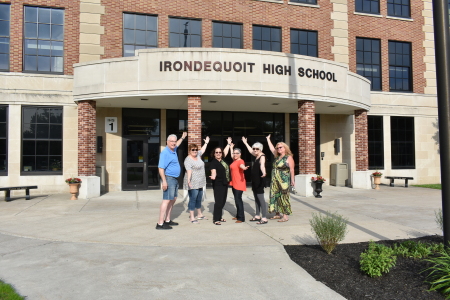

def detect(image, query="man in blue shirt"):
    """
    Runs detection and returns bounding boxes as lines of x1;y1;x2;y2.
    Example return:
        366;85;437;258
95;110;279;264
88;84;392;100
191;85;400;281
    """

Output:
156;132;187;230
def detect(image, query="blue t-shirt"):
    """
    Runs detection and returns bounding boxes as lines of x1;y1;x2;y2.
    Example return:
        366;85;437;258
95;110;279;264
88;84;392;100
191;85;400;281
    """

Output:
158;146;180;177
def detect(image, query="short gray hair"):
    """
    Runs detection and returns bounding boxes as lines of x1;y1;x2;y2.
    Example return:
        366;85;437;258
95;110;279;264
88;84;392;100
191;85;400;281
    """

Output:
167;134;177;141
252;142;263;151
233;148;242;154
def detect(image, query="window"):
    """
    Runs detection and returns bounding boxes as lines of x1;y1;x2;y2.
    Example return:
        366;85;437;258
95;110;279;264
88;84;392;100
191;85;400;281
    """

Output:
355;0;379;14
387;0;410;18
0;4;10;71
356;38;381;91
22;106;62;174
23;6;64;73
389;41;412;92
169;17;201;47
0;106;7;174
212;22;242;49
123;13;157;57
391;116;415;169
253;25;281;52
290;0;317;5
291;29;318;57
368;116;383;169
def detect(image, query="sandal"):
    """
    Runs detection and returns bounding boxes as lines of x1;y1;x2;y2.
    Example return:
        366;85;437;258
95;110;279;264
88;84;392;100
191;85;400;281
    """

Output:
270;215;282;220
278;218;289;223
197;216;208;220
257;220;268;225
249;217;261;222
220;219;226;222
214;221;221;225
191;220;199;224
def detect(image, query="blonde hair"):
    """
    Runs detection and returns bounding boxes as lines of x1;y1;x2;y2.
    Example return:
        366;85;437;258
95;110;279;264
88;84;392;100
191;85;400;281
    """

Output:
275;142;293;158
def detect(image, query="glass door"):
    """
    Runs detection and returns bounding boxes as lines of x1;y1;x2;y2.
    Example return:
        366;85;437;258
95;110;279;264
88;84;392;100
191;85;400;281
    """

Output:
122;136;148;190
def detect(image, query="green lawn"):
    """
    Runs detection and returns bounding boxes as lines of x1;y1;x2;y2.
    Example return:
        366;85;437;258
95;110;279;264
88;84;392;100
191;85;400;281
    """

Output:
412;184;442;190
0;280;24;300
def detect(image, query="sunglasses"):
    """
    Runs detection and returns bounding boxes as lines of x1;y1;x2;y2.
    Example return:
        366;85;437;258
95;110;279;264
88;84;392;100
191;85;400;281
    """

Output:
233;153;240;155
252;148;260;150
276;146;284;149
215;151;222;154
191;149;198;151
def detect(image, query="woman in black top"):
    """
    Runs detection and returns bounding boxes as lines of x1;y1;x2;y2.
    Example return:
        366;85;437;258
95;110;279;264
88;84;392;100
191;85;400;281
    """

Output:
209;142;232;225
242;137;268;225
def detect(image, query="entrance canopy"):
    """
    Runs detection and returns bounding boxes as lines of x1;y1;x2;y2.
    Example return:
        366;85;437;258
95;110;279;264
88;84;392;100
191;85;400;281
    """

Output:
73;48;371;114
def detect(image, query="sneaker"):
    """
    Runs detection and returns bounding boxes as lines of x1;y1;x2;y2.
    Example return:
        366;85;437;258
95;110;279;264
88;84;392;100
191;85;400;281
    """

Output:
156;223;172;230
164;220;179;226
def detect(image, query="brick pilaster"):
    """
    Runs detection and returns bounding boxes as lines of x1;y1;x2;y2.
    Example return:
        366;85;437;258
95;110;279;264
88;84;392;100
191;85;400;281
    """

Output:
355;109;369;171
298;100;315;174
78;100;97;176
188;96;202;146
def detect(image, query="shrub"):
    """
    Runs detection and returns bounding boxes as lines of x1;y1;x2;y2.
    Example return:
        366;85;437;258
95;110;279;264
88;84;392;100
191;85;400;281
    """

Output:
0;279;25;300
423;249;450;298
436;208;444;232
309;211;348;254
392;240;443;259
360;241;397;277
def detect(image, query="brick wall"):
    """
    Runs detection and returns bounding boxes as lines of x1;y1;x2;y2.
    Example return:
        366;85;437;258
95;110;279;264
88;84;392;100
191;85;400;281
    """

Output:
100;0;334;61
348;0;426;93
78;100;97;176
298;100;315;174
187;95;202;146
354;109;368;171
4;0;79;75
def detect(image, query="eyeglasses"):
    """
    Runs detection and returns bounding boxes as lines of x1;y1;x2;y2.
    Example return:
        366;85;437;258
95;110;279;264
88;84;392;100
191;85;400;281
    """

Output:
233;152;240;155
215;151;222;154
252;148;260;150
276;146;284;149
191;149;198;151
168;140;177;143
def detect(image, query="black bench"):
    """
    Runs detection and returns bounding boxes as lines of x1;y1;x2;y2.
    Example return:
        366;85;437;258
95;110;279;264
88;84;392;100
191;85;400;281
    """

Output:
385;176;413;187
0;186;38;202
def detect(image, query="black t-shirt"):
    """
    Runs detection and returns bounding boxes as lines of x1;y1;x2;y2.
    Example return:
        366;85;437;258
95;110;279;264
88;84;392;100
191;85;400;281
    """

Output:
210;159;229;186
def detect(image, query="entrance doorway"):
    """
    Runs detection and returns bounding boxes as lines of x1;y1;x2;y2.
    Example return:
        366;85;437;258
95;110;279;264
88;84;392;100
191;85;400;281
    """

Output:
122;108;160;190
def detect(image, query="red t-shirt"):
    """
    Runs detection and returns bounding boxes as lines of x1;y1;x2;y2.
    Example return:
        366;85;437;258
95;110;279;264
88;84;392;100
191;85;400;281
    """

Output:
230;159;246;191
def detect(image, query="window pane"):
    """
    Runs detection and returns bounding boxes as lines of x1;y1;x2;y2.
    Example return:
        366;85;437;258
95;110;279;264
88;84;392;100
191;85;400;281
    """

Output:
24;7;38;23
135;15;146;30
38;40;51;56
51;25;63;40
36;140;49;155
124;14;134;29
51;56;63;73
51;9;64;25
39;9;51;23
0;4;10;21
24;55;37;71
25;23;37;39
0;20;9;36
23;141;35;155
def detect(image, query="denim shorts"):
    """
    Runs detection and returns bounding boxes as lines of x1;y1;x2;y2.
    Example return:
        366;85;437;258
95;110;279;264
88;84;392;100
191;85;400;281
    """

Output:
162;176;179;200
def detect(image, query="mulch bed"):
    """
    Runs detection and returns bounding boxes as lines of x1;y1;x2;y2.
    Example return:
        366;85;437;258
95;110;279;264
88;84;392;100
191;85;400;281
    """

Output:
284;235;445;300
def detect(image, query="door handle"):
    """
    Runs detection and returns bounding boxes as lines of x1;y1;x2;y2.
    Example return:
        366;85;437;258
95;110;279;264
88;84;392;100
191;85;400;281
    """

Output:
144;162;147;169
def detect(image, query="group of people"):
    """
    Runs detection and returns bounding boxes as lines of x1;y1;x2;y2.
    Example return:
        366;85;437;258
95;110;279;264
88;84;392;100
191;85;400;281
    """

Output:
156;132;295;230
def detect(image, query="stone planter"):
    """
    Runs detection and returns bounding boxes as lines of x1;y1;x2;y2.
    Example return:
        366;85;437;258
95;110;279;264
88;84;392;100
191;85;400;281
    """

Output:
68;183;80;200
314;181;324;198
373;176;381;190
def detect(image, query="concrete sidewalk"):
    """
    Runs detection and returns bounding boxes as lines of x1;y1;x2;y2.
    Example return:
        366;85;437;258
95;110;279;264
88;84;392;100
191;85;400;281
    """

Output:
0;185;442;299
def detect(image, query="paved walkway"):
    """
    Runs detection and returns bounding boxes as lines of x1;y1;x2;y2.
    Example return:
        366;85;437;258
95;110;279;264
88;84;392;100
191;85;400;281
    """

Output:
0;185;442;299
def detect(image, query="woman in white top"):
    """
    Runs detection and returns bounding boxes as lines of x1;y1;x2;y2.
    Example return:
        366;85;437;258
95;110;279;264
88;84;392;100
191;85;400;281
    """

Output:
184;136;210;224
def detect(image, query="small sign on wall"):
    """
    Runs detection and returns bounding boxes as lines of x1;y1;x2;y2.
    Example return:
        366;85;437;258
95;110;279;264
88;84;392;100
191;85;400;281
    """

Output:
105;117;118;133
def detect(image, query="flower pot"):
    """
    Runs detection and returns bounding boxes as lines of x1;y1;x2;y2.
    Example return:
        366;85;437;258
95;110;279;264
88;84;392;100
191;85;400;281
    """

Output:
314;181;323;198
373;176;381;190
68;183;80;200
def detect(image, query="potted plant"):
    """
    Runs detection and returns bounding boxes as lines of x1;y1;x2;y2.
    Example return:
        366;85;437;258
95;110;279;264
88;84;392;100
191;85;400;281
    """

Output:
51;159;61;171
65;177;82;200
372;171;382;190
311;175;326;198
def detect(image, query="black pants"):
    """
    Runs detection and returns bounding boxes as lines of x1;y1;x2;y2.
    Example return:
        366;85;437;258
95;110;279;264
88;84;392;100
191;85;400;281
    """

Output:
232;188;245;221
213;184;228;222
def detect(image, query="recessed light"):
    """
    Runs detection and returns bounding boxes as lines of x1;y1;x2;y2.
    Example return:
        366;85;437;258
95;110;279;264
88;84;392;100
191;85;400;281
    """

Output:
328;105;336;107
209;101;217;103
271;103;279;105
141;98;148;101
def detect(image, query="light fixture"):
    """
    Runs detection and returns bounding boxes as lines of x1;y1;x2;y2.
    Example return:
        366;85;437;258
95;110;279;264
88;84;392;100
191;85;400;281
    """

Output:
141;98;148;101
328;105;336;107
209;101;217;103
271;103;279;105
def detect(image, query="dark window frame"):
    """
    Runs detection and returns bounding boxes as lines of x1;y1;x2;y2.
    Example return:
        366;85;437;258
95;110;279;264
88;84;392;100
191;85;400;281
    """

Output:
356;37;382;91
212;21;243;49
390;116;415;169
252;25;282;52
169;17;202;48
122;12;158;57
355;0;380;14
388;40;412;92
0;105;8;175
290;28;318;57
387;0;411;18
21;105;63;176
0;3;10;72
23;5;65;74
368;115;384;170
290;0;318;5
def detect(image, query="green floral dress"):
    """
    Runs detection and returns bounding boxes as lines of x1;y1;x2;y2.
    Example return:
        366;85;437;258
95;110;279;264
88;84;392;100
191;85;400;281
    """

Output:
269;155;292;215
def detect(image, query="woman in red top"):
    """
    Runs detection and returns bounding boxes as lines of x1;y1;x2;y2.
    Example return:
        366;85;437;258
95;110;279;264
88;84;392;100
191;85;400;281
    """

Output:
227;137;249;223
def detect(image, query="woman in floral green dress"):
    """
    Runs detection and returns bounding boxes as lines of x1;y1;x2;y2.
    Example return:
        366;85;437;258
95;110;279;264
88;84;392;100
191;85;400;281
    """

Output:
266;134;295;222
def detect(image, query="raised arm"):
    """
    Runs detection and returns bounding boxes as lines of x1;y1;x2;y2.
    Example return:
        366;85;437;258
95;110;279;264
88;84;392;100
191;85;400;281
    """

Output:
242;136;254;156
260;155;266;177
224;137;233;157
176;132;187;147
287;155;295;186
266;134;276;156
200;136;210;154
